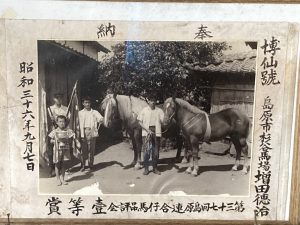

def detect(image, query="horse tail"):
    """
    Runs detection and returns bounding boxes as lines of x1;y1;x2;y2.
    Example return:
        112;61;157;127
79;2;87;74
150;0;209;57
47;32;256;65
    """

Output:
231;108;250;139
245;117;250;138
242;112;250;139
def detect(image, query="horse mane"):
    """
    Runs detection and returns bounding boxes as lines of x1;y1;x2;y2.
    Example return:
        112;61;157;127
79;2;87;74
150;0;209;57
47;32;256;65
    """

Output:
116;95;148;119
168;97;205;115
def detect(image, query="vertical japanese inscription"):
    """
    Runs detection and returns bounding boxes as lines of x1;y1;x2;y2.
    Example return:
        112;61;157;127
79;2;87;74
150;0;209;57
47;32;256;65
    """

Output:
253;36;281;217
18;62;36;171
260;37;281;85
253;96;273;217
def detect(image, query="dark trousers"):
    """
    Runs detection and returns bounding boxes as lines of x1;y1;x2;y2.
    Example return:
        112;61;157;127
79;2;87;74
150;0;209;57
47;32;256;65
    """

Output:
143;126;160;169
82;128;96;168
48;142;55;172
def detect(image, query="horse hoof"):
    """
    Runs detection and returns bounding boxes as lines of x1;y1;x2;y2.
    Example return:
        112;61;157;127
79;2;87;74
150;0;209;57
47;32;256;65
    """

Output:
175;157;181;163
185;168;192;174
192;171;198;176
181;158;188;164
134;164;142;170
242;166;249;174
231;165;238;171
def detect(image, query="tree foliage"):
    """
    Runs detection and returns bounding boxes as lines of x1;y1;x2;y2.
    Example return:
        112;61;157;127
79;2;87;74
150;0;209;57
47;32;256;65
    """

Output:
98;41;228;110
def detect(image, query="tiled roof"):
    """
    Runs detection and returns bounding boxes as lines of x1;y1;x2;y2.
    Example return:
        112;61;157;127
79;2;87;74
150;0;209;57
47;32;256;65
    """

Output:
52;41;110;61
185;50;257;73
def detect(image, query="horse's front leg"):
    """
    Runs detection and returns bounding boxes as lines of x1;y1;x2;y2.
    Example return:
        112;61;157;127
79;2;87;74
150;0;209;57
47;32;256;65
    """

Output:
175;134;183;162
134;129;143;170
181;150;189;164
191;139;200;176
231;136;241;172
184;137;192;173
181;137;189;164
128;131;137;166
185;157;193;174
240;138;249;174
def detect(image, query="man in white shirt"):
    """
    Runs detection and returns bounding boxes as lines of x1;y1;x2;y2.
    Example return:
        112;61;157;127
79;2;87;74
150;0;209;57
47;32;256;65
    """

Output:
47;92;68;177
137;96;164;175
79;96;103;171
48;93;68;129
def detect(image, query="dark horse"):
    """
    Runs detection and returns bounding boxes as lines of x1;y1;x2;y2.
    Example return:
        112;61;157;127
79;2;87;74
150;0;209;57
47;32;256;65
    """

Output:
163;97;250;176
100;94;184;169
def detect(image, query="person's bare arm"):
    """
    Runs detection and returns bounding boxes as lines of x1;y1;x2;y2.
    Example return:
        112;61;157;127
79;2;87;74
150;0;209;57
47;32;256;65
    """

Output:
138;120;153;134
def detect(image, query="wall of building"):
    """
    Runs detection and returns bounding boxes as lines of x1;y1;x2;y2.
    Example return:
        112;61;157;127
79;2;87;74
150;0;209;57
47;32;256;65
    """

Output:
210;76;255;144
38;41;99;109
38;41;104;165
210;83;255;120
55;41;99;61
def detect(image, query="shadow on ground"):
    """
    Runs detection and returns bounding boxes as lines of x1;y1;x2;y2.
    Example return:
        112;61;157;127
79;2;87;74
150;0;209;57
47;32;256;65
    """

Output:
66;172;94;182
93;160;124;171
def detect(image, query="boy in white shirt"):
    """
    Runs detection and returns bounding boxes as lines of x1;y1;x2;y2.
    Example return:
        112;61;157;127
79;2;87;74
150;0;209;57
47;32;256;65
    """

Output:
79;96;103;171
137;96;164;175
47;92;68;177
48;92;68;128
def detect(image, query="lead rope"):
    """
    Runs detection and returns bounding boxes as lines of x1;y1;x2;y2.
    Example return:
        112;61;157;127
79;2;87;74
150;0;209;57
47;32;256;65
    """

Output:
157;111;175;135
142;132;154;160
155;111;201;136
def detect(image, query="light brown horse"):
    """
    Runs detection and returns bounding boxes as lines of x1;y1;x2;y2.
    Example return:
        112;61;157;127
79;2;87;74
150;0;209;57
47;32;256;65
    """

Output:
100;94;184;169
163;97;250;176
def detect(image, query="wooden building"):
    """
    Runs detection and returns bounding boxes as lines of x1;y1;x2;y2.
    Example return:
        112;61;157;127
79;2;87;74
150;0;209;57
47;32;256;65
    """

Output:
38;41;110;167
185;50;256;120
38;40;110;107
185;49;257;145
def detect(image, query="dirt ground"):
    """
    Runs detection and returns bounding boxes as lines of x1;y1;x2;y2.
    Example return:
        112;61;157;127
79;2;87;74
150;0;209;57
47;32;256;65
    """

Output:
39;139;251;196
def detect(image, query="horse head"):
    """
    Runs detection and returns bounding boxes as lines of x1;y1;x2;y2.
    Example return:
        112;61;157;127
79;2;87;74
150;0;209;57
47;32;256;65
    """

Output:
162;97;177;126
100;94;119;128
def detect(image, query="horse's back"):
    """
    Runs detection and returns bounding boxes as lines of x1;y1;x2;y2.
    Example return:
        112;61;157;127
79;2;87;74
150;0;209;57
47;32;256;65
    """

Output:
212;108;248;121
210;108;250;137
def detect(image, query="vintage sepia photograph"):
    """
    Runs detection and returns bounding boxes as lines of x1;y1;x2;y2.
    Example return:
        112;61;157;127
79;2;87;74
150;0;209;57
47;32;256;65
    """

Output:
38;40;257;196
1;18;298;221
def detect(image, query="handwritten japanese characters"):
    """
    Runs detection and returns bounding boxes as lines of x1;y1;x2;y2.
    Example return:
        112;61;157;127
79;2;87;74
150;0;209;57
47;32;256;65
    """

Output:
68;197;84;216
18;62;36;171
194;24;213;40
97;22;116;38
2;19;297;221
260;37;281;85
254;96;274;217
46;197;62;215
253;36;282;218
46;197;245;216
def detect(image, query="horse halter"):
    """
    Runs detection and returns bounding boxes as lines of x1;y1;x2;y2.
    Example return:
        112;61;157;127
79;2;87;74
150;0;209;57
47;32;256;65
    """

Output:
165;102;176;123
104;95;119;123
110;96;119;119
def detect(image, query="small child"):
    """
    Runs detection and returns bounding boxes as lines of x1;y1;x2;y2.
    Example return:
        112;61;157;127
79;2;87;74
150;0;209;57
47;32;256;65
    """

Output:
48;115;80;186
